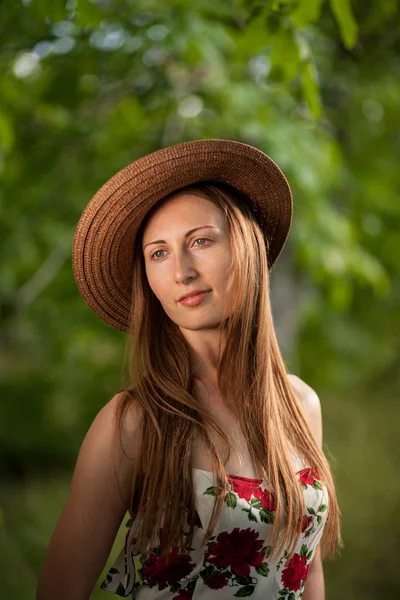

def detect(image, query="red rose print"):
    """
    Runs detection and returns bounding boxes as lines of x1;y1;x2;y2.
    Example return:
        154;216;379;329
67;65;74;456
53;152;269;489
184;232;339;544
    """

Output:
228;478;254;502
281;553;310;591
257;488;277;512
205;527;264;578
174;591;194;600
298;468;320;485
204;572;229;589
229;479;277;511
301;515;313;533
142;546;195;587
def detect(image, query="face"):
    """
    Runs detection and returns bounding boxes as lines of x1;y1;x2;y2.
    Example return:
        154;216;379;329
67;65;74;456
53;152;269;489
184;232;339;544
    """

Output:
141;192;232;331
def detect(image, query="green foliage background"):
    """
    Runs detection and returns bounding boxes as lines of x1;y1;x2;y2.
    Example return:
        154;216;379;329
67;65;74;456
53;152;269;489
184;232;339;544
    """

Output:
1;0;399;597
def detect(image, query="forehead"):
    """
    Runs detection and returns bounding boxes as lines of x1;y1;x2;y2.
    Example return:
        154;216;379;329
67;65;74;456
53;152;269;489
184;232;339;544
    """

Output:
142;192;223;237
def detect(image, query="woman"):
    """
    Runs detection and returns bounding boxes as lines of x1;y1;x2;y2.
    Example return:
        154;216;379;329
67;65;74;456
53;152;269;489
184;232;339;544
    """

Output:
36;140;343;600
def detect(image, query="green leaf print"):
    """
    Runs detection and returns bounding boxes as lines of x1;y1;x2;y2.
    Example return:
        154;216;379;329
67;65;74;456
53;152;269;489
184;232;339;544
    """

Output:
307;507;316;515
259;508;275;524
241;506;258;521
255;562;270;577
318;504;327;512
115;582;127;597
225;491;237;508
288;593;296;600
317;515;322;525
101;576;112;587
262;544;273;558
249;498;262;509
203;485;216;496
300;544;308;557
187;576;199;591
201;564;215;579
234;584;256;596
236;575;253;585
312;480;323;491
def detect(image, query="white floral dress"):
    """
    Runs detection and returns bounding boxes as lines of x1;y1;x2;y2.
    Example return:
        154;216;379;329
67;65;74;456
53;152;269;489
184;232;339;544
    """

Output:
100;454;329;599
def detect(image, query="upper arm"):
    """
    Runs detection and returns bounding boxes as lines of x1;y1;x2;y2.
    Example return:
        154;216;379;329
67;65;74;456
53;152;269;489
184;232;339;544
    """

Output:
36;392;142;600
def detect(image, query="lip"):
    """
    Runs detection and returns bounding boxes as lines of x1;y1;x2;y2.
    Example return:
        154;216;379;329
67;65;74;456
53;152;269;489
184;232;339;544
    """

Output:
179;291;211;306
178;289;211;302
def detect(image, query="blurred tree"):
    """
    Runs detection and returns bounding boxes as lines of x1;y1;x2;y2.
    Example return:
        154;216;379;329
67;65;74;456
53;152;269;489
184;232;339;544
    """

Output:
0;0;400;597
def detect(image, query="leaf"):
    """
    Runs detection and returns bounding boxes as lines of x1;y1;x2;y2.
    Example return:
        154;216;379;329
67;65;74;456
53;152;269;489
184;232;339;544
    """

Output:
235;10;270;57
73;0;105;27
187;577;199;592
247;510;258;522
269;26;301;81
312;480;324;491
291;0;324;28
300;544;308;556
225;491;237;508
259;508;275;524
262;544;273;558
318;504;328;512
300;60;322;119
250;497;262;508
115;582;127;597
234;584;256;597
236;575;253;585
329;0;358;49
255;562;270;577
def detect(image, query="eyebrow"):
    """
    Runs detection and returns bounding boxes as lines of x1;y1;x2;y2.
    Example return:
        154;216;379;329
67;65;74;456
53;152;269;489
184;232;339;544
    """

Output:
143;225;217;250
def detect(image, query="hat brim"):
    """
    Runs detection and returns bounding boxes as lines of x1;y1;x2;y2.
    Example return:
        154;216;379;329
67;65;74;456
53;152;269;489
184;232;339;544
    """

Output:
72;139;293;332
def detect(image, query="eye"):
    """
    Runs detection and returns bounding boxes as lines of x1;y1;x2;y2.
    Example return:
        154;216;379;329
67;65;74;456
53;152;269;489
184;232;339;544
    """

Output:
150;238;211;261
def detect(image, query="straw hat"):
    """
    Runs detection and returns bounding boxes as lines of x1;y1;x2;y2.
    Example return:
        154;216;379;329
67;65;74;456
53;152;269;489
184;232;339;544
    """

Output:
72;139;293;332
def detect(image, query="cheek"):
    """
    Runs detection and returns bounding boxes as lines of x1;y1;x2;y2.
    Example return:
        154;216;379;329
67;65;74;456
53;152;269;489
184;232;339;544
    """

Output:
146;267;174;304
148;275;168;298
217;249;232;284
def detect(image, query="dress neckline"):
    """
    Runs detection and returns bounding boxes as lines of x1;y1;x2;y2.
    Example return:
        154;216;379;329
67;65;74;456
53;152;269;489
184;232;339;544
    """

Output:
193;467;263;483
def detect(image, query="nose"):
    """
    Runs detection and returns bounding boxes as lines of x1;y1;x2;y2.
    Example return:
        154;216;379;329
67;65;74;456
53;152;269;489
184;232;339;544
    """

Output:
174;248;197;284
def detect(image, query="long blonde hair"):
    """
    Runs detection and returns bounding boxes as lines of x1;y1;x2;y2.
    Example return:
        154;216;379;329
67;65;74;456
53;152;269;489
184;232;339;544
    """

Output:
112;181;343;563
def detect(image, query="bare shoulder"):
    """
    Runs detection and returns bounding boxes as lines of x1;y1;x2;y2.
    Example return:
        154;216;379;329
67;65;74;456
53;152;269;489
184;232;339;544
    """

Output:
287;373;323;447
107;390;144;458
287;373;320;411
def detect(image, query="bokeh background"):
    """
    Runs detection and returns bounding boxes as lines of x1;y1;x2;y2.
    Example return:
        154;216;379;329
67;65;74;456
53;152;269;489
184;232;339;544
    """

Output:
1;0;399;597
